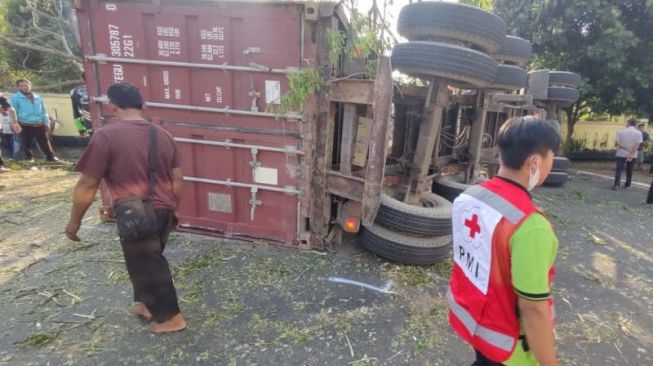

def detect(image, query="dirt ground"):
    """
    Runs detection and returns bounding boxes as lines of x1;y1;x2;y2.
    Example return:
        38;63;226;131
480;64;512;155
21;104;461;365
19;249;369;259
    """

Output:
1;162;652;366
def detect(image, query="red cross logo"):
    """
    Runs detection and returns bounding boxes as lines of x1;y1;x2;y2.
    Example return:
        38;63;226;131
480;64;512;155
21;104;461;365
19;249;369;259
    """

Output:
465;214;481;239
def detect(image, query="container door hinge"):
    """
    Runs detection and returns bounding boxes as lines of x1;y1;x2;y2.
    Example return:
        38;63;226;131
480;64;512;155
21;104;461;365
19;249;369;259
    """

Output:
248;77;260;112
249;147;261;181
249;187;262;221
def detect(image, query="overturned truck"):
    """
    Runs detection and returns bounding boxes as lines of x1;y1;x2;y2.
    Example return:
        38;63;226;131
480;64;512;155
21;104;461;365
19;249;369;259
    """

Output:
75;1;579;264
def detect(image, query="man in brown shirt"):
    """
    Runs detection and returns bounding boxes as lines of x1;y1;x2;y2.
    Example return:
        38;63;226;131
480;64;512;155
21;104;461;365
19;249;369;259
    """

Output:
65;83;186;333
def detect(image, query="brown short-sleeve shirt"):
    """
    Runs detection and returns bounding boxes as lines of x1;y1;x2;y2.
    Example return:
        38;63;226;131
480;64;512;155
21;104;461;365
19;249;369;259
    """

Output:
75;120;181;209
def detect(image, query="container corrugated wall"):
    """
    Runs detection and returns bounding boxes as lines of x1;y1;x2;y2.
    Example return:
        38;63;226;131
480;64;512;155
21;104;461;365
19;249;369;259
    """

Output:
76;0;329;246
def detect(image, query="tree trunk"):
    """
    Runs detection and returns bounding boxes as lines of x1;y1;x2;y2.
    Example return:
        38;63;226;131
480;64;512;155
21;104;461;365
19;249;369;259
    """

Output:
564;101;582;154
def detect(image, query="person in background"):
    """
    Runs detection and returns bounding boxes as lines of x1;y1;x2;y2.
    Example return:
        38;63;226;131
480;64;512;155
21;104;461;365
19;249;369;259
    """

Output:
65;83;186;333
0;96;21;171
448;116;560;366
612;119;643;191
10;79;59;162
636;123;650;171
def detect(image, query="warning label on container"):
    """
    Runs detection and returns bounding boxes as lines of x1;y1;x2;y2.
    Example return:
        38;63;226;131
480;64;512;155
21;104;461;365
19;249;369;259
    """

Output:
265;80;281;105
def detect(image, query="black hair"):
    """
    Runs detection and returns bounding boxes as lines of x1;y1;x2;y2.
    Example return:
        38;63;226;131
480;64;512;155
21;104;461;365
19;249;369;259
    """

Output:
497;116;561;170
638;123;646;128
627;119;637;127
16;79;31;86
107;83;144;110
0;96;9;110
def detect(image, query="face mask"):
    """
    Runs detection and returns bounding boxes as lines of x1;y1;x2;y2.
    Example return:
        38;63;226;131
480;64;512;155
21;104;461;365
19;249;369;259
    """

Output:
528;168;540;191
527;156;541;191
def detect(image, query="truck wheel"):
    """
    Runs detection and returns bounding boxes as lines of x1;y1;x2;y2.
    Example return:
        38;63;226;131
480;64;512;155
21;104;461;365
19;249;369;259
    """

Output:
543;171;569;186
537;87;579;104
397;2;507;53
493;35;532;66
361;223;452;266
391;41;498;88
433;174;478;202
548;71;581;88
488;64;528;91
376;186;452;237
552;156;571;171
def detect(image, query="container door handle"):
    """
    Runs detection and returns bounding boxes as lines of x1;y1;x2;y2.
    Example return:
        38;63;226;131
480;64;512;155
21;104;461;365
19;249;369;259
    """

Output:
249;187;262;221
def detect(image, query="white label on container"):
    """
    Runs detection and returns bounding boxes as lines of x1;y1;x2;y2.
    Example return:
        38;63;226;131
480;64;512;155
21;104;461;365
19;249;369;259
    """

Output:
254;167;278;186
105;3;117;11
265;80;281;105
208;192;232;213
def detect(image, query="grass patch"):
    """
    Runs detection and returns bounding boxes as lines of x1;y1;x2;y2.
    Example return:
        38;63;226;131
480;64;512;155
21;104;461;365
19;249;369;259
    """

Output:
16;330;60;349
173;248;228;278
394;305;447;355
249;314;317;347
587;233;607;245
572;265;601;284
388;265;431;287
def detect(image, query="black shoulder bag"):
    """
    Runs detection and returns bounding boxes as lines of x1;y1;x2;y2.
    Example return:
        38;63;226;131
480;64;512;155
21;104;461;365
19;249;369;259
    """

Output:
113;125;159;239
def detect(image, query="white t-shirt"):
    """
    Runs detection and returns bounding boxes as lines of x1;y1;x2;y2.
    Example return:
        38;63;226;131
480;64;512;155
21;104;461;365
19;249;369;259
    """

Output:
1;114;12;134
615;126;643;158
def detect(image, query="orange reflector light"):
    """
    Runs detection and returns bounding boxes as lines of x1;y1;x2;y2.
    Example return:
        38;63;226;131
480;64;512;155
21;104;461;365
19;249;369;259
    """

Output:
343;217;360;233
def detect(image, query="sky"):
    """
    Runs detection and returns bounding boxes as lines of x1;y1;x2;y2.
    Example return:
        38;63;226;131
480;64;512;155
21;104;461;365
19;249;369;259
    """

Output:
356;0;459;41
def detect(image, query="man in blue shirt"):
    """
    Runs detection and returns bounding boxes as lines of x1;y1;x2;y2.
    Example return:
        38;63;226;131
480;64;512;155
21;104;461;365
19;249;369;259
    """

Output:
10;79;59;161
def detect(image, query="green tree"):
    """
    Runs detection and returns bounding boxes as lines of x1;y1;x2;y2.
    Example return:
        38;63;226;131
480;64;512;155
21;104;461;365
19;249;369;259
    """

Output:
494;0;642;150
458;0;493;11
0;0;83;92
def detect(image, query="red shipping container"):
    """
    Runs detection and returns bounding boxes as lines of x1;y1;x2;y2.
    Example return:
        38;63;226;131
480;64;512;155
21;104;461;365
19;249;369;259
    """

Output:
75;0;334;247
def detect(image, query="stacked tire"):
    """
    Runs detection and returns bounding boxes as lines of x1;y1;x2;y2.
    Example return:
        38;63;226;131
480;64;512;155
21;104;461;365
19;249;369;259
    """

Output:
433;174;486;203
361;186;453;265
544;157;571;186
361;3;509;266
535;70;581;187
489;35;532;91
532;70;581;108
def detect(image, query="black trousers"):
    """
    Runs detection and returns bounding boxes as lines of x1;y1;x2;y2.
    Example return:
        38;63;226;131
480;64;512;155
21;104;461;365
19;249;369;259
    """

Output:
614;157;635;188
120;209;180;323
647;180;653;204
471;350;505;366
19;124;56;160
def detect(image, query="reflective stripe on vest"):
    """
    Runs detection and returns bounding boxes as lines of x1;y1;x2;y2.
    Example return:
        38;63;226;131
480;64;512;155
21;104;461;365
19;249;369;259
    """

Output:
447;288;515;352
464;185;525;224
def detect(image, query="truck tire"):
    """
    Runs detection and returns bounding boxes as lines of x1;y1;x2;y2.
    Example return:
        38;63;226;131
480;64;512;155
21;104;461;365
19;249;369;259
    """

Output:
493;35;532;66
552;156;571;171
376;186;452;237
548;71;581;88
543;171;569;186
391;41;498;88
433;174;483;202
397;2;507;53
361;223;452;266
488;64;528;91
536;87;579;104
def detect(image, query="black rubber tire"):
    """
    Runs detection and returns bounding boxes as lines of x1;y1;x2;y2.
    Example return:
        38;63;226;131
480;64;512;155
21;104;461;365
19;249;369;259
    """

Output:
552;156;571;171
376;186;452;237
543;171;568;186
391;41;498;88
361;223;452;266
397;2;507;53
434;174;486;202
547;87;580;104
493;35;532;66
548;71;581;88
488;64;528;91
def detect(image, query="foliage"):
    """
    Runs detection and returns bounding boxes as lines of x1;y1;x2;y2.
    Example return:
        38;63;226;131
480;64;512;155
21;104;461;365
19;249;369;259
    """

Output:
567;137;588;153
326;28;348;65
494;0;652;151
0;0;82;92
276;68;325;115
458;0;493;11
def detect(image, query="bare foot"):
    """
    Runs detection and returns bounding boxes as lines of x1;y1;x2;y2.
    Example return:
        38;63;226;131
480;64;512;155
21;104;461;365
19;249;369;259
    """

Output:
149;313;187;333
130;302;153;321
